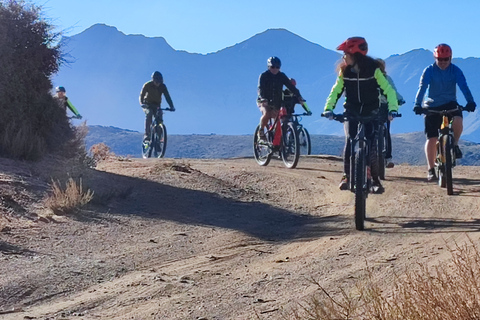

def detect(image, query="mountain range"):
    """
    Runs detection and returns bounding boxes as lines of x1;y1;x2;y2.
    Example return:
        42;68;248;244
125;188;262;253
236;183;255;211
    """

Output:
56;24;480;142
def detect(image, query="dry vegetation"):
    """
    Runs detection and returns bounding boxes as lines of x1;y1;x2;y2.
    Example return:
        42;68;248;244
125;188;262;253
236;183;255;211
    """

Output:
44;178;94;215
288;239;480;320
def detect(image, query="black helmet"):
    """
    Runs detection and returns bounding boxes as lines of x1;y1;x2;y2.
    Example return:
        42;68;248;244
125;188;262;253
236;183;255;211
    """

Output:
267;56;281;68
152;71;163;83
55;86;66;93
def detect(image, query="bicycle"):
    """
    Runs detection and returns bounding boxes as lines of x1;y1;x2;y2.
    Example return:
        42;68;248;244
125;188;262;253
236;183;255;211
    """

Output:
142;107;172;159
416;104;468;195
288;102;312;155
322;110;399;230
254;106;300;169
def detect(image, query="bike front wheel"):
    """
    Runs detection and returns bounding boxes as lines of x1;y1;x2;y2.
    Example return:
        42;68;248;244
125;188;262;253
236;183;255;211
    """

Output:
298;126;311;155
281;122;300;169
253;125;272;166
153;123;167;158
354;147;367;231
444;135;454;195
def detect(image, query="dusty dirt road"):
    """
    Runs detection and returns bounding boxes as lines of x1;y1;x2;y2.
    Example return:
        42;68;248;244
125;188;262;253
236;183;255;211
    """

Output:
1;155;480;319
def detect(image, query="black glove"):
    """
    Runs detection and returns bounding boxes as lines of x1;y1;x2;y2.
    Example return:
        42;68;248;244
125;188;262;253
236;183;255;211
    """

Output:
306;111;312;116
169;107;176;112
465;102;476;112
413;105;423;115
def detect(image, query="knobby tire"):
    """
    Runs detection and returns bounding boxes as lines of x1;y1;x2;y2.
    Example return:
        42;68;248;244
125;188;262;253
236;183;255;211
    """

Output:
298;127;311;155
377;124;386;180
445;135;454;195
281;122;300;169
354;147;366;231
153;123;167;158
253;125;271;166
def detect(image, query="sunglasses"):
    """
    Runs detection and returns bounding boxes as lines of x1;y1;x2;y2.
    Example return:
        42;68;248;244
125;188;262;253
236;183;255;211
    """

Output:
269;66;280;69
437;57;450;62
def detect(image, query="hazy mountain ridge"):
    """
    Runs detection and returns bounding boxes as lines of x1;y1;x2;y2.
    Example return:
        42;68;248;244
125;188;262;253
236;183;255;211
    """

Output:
86;125;480;166
57;24;480;142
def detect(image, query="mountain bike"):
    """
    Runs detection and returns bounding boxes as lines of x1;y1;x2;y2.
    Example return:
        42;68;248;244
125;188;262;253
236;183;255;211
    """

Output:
142;107;172;159
416;105;469;195
254;106;300;169
323;111;391;230
377;112;402;180
288;102;312;155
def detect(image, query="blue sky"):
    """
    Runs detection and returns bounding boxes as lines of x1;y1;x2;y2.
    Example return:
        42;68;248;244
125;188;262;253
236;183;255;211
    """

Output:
33;0;479;59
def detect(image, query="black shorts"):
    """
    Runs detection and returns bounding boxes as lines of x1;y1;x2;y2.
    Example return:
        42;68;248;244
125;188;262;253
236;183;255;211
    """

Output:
424;102;463;139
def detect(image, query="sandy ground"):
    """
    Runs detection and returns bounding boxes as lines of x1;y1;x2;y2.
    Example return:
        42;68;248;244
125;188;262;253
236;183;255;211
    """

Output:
1;155;480;319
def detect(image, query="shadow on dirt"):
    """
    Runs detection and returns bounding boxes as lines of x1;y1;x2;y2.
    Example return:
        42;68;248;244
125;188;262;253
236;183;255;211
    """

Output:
366;216;480;233
84;169;351;242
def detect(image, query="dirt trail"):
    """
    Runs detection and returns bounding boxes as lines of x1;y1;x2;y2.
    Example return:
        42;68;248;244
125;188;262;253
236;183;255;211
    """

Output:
1;156;480;319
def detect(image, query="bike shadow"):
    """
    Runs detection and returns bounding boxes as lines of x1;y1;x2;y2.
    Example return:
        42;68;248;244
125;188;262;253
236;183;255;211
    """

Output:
366;216;480;234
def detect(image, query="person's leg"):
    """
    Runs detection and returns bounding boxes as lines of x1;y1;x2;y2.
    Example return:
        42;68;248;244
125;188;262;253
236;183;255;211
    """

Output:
424;113;441;180
144;108;154;141
452;115;463;158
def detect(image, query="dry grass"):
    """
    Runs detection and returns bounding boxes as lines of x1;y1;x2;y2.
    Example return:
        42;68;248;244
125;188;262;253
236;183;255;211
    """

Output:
89;143;113;164
45;178;94;215
287;239;480;320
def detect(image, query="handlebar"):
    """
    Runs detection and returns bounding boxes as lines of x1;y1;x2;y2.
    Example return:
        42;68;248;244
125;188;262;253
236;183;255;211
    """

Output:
321;111;401;123
416;105;467;115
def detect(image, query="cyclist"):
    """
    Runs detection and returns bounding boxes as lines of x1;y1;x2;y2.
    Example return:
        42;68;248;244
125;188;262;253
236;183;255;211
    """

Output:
376;58;405;168
139;71;175;143
413;43;476;181
53;86;82;119
257;57;305;143
283;78;312;116
322;37;399;192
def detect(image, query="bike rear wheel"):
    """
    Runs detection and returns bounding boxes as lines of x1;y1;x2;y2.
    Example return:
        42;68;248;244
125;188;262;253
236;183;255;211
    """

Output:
253;125;272;166
377;124;386;180
354;147;367;231
436;138;446;188
153;123;167;158
281;122;300;169
298;126;311;155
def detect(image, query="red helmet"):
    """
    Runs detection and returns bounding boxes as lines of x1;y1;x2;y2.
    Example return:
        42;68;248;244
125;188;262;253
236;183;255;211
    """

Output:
434;44;452;58
290;78;297;86
337;37;368;55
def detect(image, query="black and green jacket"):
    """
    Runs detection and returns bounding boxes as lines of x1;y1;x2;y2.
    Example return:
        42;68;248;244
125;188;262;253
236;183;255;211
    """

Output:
324;60;398;115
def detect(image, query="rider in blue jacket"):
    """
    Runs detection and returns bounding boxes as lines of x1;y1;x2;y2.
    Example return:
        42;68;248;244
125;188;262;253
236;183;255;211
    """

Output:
413;43;476;181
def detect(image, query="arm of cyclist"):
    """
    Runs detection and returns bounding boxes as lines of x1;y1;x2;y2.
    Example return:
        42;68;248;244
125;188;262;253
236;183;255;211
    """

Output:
163;85;175;111
413;66;431;114
323;75;345;119
375;69;398;112
66;98;82;119
282;74;304;103
454;66;476;112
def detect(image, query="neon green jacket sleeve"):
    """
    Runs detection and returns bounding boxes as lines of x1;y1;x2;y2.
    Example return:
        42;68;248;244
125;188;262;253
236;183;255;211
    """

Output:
324;75;344;112
66;98;80;116
374;69;398;112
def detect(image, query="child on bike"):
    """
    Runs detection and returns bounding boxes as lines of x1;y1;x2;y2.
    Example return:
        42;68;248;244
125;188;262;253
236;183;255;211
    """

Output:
283;78;312;116
257;57;304;143
139;71;175;143
53;86;82;119
376;58;405;169
322;37;399;192
413;43;476;181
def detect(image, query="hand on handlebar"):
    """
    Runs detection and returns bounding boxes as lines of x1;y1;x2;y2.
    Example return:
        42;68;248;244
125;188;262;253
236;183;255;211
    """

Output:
322;110;334;120
413;105;423;115
388;111;398;121
168;107;175;112
465;102;476;112
305;111;312;116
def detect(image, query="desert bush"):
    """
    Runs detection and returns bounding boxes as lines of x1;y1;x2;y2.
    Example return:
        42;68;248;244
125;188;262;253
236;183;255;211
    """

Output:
89;143;113;164
0;0;74;160
287;239;480;320
45;178;94;215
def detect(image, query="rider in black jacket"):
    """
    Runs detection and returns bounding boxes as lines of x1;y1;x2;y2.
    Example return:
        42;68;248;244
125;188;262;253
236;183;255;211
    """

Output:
256;57;304;142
